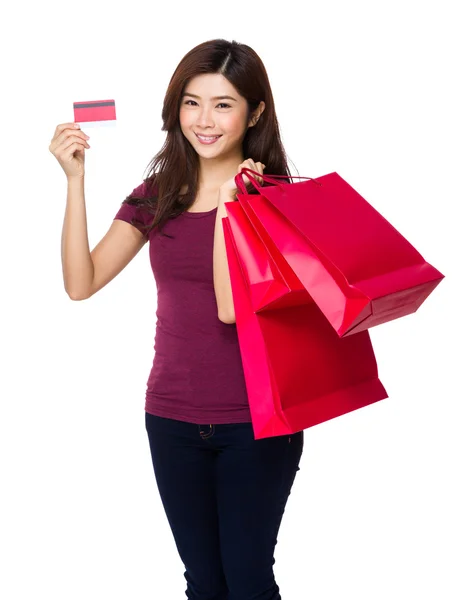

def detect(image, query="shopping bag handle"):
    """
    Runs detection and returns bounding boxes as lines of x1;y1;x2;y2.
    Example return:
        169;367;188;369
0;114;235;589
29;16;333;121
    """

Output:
235;167;322;194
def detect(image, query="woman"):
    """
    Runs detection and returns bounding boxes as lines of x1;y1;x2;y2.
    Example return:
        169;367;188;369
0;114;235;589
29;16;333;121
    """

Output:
51;38;304;600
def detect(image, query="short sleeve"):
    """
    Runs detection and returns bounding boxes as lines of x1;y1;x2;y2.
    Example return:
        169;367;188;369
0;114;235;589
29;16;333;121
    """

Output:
113;181;155;235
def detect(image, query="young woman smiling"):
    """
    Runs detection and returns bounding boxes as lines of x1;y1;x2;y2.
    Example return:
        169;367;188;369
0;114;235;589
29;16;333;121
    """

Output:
50;38;303;600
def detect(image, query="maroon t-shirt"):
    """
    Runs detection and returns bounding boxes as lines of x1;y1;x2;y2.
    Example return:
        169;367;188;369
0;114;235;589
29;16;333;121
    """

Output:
113;182;252;424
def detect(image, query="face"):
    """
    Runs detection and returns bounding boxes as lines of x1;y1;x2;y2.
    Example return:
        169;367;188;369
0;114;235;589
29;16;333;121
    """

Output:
179;73;264;160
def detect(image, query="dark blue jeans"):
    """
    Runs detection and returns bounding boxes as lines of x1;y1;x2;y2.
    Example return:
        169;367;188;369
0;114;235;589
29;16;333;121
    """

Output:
145;412;304;600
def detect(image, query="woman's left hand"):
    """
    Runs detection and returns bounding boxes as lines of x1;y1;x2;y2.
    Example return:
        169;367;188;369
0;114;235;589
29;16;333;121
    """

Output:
219;158;266;201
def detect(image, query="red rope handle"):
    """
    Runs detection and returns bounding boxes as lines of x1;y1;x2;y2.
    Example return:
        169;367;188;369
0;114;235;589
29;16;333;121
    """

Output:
235;167;321;194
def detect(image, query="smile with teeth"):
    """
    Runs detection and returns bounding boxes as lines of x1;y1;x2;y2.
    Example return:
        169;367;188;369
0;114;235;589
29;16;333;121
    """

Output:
195;133;222;143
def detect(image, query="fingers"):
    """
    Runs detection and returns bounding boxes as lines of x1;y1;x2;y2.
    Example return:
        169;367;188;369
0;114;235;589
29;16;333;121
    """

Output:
49;123;90;154
54;122;80;134
57;135;90;155
248;159;265;183
239;159;265;184
55;127;90;147
49;135;89;158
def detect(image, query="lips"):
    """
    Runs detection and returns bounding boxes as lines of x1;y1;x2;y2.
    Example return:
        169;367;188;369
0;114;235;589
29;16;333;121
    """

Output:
195;133;222;140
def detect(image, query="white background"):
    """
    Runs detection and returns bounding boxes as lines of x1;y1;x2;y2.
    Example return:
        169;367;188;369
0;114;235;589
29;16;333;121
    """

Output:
1;1;459;598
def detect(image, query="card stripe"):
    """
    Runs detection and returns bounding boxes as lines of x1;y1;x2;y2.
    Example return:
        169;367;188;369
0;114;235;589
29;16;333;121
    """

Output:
73;101;115;109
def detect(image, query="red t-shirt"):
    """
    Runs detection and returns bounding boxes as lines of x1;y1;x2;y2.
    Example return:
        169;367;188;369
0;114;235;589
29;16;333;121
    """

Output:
114;182;252;424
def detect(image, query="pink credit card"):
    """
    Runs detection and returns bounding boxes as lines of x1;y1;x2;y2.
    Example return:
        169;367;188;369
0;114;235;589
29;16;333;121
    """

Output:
73;99;116;128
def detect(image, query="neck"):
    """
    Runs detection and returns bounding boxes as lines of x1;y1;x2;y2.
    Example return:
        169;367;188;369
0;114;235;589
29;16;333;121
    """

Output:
197;148;244;190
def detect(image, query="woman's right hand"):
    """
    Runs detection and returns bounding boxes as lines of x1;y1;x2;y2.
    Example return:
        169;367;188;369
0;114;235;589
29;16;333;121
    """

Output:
49;122;91;180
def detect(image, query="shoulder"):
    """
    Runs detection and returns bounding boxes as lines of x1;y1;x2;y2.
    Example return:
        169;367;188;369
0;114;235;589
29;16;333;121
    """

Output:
128;176;159;200
113;176;158;233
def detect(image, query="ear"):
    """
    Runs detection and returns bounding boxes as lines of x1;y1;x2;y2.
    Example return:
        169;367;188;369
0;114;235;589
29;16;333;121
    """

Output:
249;101;266;127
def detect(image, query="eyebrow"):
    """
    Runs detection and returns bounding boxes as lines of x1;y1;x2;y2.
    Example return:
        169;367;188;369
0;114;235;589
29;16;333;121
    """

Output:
182;92;238;102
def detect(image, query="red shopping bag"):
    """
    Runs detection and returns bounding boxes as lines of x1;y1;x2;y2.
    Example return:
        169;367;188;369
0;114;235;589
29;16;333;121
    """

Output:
233;168;445;337
225;189;313;312
222;201;388;440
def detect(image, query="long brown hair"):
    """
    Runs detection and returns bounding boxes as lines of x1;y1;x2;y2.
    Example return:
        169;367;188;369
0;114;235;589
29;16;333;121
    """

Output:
122;38;298;239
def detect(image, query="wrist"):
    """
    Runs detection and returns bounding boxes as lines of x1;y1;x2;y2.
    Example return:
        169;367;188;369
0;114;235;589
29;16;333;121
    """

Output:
218;186;236;203
67;175;85;186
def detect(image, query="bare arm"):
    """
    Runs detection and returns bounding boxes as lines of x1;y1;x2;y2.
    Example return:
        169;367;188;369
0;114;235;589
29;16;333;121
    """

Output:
213;189;236;324
212;160;265;324
61;177;93;299
61;177;146;300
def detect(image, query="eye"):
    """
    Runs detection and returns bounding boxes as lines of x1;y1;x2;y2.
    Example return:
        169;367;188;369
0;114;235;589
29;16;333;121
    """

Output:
184;100;231;109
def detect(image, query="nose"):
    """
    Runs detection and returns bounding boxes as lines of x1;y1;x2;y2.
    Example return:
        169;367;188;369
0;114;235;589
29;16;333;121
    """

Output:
195;107;215;128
